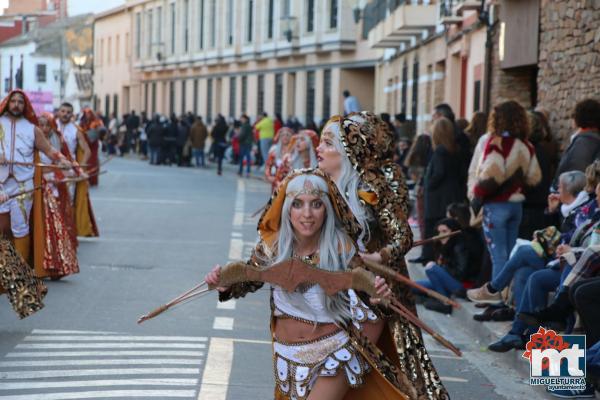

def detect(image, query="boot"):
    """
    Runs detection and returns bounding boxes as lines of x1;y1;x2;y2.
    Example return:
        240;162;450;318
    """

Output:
518;291;571;329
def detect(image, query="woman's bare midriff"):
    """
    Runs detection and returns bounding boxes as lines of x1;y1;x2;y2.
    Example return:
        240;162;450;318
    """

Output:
274;317;340;343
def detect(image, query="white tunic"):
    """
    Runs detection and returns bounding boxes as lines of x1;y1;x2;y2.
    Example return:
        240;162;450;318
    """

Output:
272;285;336;324
57;119;78;158
0;115;36;183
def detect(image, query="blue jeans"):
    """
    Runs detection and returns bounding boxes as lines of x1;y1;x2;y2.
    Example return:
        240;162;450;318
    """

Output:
238;145;252;174
491;245;546;292
259;138;272;167
415;264;464;297
192;148;205;167
149;146;160;165
483;202;523;281
509;265;572;336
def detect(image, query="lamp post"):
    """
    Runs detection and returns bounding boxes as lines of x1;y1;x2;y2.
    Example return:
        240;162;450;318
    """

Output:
281;14;297;43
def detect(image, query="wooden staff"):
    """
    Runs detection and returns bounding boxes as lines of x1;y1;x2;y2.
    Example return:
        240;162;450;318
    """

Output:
361;258;460;308
137;259;462;356
5;170;107;201
412;230;461;248
0;161;89;169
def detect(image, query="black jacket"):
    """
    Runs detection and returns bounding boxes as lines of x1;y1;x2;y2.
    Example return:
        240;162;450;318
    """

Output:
424;146;464;219
554;130;600;186
147;121;163;147
437;227;483;282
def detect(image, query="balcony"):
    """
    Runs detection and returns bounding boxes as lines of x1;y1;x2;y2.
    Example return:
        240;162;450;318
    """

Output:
366;0;438;49
453;0;481;15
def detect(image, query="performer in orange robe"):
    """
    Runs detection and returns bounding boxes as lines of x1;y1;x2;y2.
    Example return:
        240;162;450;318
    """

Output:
31;112;79;279
78;108;103;186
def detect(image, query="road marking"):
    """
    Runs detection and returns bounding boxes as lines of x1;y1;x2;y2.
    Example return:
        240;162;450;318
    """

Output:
23;335;208;342
0;378;198;390
227;238;243;260
31;329;120;335
16;343;206;349
232;212;244;227
197;338;234;400
231;232;242;238
440;376;469;383
217;300;236;310
0;390;197;399
0;359;202;367
233;338;271;345
212;317;234;330
0;368;201;380
6;350;205;358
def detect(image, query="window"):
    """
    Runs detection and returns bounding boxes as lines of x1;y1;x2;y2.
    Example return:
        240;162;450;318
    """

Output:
113;94;118;117
99;39;104;65
227;0;234;45
257;74;264;114
135;12;141;59
306;71;315;125
147;9;153;58
144;83;149;113
36;64;46;83
107;37;112;64
210;0;216;48
247;0;254;42
229;77;236;118
322;69;331;119
474;80;481;112
267;0;274;39
116;34;120;63
193;79;198;114
181;80;187;114
104;94;110;118
329;0;338;29
157;6;162;51
307;0;314;33
152;82;157;114
198;0;205;49
411;59;419;120
169;81;175;116
170;3;176;54
274;73;283;118
207;78;213;123
125;32;130;57
241;76;248;113
183;0;190;52
401;62;407;115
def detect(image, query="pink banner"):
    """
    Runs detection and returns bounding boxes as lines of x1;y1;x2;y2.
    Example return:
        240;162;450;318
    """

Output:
26;91;54;114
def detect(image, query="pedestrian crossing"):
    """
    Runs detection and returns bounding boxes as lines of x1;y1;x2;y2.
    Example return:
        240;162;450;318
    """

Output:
0;329;207;399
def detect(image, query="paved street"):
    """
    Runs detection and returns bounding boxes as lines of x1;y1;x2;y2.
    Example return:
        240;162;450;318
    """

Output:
0;158;549;399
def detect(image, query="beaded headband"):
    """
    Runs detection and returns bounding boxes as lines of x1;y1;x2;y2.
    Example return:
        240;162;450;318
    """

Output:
285;179;327;198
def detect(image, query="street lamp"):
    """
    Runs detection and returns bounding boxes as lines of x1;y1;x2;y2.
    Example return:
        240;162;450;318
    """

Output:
71;54;88;70
281;14;297;43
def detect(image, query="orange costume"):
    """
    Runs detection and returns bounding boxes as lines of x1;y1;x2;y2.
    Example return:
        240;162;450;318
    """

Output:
265;127;294;192
31;112;79;279
79;108;103;186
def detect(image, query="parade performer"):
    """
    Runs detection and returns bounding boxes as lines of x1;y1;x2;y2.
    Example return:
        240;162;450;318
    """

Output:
288;129;318;170
0;90;70;316
55;105;98;237
316;113;449;399
31;112;80;279
265;127;294;192
79;108;103;186
205;169;412;400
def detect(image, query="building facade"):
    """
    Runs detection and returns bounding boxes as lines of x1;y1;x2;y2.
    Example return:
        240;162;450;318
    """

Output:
93;3;140;118
94;0;381;125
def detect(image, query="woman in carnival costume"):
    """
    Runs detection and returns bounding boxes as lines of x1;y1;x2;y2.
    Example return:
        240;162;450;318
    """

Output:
316;112;449;399
205;168;413;400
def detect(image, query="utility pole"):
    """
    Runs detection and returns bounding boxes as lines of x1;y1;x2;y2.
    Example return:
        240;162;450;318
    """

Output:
60;26;66;102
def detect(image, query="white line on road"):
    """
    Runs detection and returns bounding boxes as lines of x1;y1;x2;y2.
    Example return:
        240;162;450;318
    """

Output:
439;376;469;383
15;343;206;349
230;232;242;238
31;329;120;335
216;300;236;310
6;350;205;358
232;338;272;345
23;335;208;342
0;368;200;380
212;317;234;331
0;389;197;399
0;378;198;390
227;238;243;260
197;338;234;400
0;359;203;367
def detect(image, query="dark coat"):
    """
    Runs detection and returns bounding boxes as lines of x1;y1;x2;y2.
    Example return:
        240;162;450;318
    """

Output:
147;121;163;147
554;130;600;185
437;229;483;281
424;145;464;219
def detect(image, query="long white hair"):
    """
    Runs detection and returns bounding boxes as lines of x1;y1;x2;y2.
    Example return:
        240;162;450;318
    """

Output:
271;174;355;325
290;134;318;169
322;121;370;247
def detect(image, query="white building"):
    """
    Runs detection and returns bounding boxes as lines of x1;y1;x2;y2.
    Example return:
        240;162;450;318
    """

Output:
0;14;92;112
